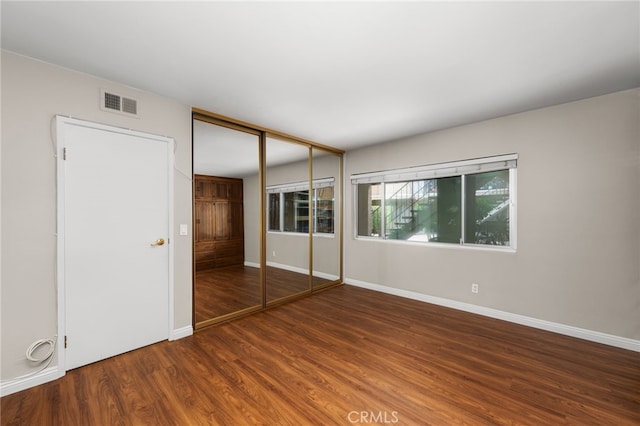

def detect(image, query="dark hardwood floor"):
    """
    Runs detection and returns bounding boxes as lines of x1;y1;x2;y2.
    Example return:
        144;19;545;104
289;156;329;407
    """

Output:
3;285;639;425
195;265;334;322
195;265;261;322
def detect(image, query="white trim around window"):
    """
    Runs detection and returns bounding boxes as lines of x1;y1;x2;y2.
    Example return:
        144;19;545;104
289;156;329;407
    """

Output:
351;154;517;249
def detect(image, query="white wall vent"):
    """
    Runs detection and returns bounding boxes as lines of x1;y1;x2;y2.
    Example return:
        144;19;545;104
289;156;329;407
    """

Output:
101;90;139;117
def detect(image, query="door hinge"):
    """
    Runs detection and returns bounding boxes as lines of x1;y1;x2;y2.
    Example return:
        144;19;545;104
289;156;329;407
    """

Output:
63;147;67;160
64;335;68;348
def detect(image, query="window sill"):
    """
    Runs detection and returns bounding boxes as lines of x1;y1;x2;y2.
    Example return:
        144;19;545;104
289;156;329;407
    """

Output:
353;236;516;253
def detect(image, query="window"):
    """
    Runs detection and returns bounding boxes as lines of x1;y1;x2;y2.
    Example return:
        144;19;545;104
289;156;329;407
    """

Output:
283;190;309;232
268;193;280;231
353;155;516;248
268;178;335;234
464;170;510;245
314;186;335;234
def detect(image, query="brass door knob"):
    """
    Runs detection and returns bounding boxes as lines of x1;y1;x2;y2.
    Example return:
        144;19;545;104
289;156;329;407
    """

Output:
150;238;165;247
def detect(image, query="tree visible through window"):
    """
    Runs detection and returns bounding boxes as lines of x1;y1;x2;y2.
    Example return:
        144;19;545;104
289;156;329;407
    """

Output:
354;156;515;247
465;170;510;245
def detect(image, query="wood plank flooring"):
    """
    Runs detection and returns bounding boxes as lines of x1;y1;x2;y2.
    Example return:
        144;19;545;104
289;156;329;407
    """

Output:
195;265;334;323
195;265;261;322
3;285;639;425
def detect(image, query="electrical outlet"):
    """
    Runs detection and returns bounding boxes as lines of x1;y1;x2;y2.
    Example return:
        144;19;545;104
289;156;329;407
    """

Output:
471;283;479;294
272;251;276;257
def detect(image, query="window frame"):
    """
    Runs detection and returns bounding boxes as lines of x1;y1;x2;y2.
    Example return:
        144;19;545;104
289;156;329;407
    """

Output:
352;155;517;250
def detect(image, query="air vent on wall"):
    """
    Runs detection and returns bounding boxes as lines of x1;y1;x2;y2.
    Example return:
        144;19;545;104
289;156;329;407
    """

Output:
101;90;139;117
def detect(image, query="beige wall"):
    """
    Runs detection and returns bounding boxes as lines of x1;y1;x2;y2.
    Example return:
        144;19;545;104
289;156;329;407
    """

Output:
345;88;640;340
1;51;193;379
2;49;637;387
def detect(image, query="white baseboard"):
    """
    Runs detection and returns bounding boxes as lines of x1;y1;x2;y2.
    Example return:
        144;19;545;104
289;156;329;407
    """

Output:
345;278;640;352
0;366;64;397
245;261;339;281
267;261;339;281
311;270;340;281
267;261;308;275
170;325;193;341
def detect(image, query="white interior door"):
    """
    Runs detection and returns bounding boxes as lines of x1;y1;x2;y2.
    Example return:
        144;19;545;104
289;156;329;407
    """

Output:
58;117;172;370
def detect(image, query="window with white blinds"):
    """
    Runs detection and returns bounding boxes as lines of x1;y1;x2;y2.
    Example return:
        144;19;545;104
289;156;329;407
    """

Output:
267;178;335;234
352;154;517;248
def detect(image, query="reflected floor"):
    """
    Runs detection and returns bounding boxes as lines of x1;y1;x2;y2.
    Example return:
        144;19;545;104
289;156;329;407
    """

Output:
195;264;334;323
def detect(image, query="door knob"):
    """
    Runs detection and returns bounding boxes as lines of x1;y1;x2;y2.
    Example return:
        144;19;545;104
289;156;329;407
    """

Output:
150;238;165;247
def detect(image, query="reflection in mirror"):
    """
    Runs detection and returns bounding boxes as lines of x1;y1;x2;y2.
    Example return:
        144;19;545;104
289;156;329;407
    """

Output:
312;148;341;289
193;119;261;327
265;137;310;304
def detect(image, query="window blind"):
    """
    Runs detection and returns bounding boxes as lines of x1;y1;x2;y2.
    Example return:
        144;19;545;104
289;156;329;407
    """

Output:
267;177;334;193
350;154;517;184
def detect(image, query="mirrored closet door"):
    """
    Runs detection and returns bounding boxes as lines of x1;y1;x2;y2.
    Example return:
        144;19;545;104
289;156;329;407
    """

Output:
192;118;262;328
265;136;311;305
192;110;344;328
312;147;342;290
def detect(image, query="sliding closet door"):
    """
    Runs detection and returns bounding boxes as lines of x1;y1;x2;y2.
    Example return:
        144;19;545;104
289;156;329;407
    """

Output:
193;119;261;327
312;148;342;290
192;108;344;326
265;136;311;304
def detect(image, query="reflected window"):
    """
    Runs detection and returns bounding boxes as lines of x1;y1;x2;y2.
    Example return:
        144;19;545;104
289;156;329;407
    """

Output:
268;178;335;235
268;193;280;231
284;190;309;232
314;186;334;234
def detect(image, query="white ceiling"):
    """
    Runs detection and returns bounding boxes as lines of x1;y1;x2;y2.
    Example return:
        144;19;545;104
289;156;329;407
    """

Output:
2;1;639;151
